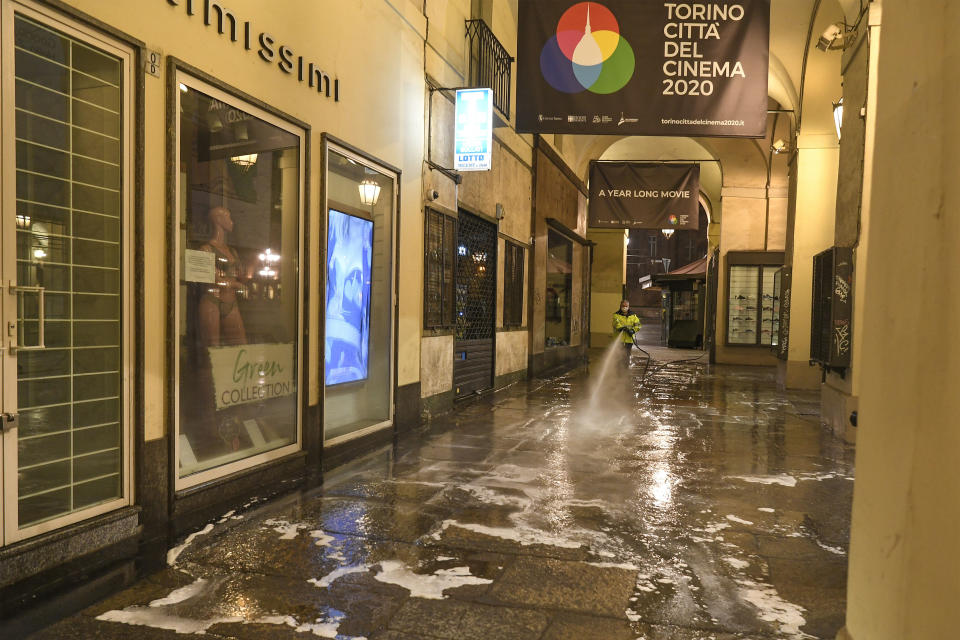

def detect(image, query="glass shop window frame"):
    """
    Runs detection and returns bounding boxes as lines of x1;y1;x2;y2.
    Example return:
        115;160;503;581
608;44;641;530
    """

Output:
502;239;524;328
321;138;398;446
544;228;573;349
170;69;307;491
0;0;136;544
423;208;456;331
724;251;785;348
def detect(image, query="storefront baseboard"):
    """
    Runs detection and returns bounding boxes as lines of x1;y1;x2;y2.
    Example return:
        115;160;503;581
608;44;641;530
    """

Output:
322;426;396;471
138;437;170;544
421;390;455;419
821;384;858;444
494;369;527;390
529;345;589;378
0;549;138;637
777;359;822;390
172;452;308;538
0;507;140;590
395;382;422;432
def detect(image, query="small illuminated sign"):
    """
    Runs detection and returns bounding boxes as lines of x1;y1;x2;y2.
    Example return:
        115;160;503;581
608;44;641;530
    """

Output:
455;88;493;172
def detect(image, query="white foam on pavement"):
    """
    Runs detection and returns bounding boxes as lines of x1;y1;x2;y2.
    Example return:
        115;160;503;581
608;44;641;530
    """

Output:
435;519;583;549
738;578;813;638
148;578;208;607
310;530;336;546
263;519;309;540
726;474;798;487
97;608;241;634
723;557;750;570
371;561;492;599
816;540;847;555
166;523;215;566
308;565;370;588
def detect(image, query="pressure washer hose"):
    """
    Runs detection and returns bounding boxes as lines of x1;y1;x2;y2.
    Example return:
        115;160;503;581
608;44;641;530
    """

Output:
631;332;706;388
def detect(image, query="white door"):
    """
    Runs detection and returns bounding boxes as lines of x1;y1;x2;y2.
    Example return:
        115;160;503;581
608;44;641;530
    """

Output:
1;0;133;545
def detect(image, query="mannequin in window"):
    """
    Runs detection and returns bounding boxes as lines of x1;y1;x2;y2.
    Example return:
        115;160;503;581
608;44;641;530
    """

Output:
198;206;247;346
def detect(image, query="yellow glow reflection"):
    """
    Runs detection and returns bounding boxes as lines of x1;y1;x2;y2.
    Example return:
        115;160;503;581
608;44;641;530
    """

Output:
649;464;674;508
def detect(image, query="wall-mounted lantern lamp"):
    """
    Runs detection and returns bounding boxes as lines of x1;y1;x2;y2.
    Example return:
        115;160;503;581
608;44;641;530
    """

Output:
358;178;381;206
661;228;675;239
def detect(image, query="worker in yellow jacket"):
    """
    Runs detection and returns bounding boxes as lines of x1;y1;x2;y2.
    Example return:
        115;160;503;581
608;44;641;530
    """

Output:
613;299;641;367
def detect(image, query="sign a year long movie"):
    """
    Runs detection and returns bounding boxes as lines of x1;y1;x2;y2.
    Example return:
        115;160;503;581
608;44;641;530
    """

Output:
516;1;770;138
589;162;700;230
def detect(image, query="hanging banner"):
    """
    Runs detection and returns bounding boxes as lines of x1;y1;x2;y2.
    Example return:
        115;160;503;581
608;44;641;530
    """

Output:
517;1;770;138
589;162;700;229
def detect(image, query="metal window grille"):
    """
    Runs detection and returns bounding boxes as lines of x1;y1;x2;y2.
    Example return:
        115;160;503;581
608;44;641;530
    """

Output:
466;19;514;118
424;210;456;329
503;241;524;327
455;212;497;341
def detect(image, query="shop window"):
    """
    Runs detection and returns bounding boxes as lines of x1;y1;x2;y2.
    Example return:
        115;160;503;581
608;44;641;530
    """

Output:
503;240;524;328
424;209;456;330
545;229;572;348
726;254;783;347
648;234;658;257
174;72;305;487
2;4;135;539
323;145;396;443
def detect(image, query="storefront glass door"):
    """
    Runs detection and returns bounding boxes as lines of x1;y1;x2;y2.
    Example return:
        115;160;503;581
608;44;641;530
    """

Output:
1;0;133;544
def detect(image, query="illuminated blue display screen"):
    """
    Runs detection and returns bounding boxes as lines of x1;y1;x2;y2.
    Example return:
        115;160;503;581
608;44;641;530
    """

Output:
325;209;373;385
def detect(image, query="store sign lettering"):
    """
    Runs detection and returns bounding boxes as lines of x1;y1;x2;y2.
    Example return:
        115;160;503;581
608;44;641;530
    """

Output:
165;0;340;101
208;343;296;411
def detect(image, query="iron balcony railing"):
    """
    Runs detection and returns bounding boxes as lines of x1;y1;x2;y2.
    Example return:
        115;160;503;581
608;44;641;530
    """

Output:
465;19;514;118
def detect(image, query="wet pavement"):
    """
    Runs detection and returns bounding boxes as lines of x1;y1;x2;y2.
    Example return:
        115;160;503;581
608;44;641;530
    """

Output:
26;346;855;640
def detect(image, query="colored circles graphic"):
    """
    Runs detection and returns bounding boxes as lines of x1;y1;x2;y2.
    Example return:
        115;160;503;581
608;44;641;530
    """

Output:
540;2;635;94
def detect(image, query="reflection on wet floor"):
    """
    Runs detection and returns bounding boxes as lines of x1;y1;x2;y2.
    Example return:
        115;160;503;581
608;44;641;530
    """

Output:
29;347;854;640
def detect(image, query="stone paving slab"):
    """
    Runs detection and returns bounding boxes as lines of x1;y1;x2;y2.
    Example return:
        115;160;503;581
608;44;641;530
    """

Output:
483;556;637;617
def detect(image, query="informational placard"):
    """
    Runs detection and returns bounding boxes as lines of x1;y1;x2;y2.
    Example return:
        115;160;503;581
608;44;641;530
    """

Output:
517;1;770;138
184;249;216;283
589;162;700;229
208;343;296;411
455;88;493;171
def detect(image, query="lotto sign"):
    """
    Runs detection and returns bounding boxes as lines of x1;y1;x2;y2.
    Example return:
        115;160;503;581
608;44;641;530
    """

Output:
455;89;493;172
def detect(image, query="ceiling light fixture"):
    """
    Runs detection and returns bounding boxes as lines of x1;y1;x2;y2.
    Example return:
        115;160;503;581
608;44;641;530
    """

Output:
230;153;258;168
817;23;844;51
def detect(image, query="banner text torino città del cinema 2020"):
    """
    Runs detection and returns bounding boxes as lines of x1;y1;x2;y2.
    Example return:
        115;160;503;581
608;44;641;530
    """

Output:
516;0;770;138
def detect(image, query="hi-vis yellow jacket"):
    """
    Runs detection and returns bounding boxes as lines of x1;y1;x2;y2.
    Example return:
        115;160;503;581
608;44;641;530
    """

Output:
612;311;641;344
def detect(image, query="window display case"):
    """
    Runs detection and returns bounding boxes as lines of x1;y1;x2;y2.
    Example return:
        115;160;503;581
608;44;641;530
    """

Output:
173;71;306;488
725;252;785;347
770;268;783;350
